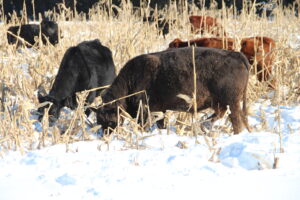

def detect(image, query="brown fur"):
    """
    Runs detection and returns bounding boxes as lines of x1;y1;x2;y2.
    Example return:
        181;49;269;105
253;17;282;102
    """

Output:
241;37;276;88
189;15;227;36
97;47;251;134
169;36;276;88
169;37;234;50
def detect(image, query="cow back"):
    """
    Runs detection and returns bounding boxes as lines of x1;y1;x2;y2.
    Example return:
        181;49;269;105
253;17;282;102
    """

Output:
77;40;116;93
102;47;249;110
7;24;40;46
169;37;235;50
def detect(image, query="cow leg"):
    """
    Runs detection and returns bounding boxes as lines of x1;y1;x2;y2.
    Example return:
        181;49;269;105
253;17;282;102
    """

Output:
256;63;271;82
203;104;226;132
156;119;165;129
229;102;244;134
255;63;264;82
84;91;97;117
264;64;271;81
240;110;251;133
263;63;276;89
209;104;227;122
84;108;92;117
256;63;276;88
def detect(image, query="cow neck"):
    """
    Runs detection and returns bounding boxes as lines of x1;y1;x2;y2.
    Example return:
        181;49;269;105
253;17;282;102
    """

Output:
48;89;62;102
102;74;129;104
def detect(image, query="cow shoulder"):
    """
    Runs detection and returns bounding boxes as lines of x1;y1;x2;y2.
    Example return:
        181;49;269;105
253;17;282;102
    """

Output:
144;55;161;70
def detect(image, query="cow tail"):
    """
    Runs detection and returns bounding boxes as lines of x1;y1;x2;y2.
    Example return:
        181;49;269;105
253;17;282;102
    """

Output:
239;51;251;132
242;82;251;132
230;51;251;71
241;53;251;71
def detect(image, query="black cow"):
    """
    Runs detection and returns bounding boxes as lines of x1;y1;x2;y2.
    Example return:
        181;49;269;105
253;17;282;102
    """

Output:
96;47;251;134
7;20;60;47
37;39;116;125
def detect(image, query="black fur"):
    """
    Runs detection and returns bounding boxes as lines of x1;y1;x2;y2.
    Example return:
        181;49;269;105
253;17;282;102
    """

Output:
7;20;60;47
38;39;116;125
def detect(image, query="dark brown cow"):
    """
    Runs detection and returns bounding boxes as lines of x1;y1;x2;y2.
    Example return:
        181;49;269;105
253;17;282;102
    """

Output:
189;15;226;36
169;36;276;88
96;47;251;134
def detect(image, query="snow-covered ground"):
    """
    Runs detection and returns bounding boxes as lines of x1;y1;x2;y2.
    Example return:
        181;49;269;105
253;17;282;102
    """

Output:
0;101;300;200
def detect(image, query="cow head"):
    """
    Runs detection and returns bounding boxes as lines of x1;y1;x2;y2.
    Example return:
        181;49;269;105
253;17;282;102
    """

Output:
37;92;62;126
240;39;255;62
96;105;118;131
41;20;59;45
168;38;183;48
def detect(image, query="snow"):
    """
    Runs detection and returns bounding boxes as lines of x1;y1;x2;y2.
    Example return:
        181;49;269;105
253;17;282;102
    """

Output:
1;19;300;199
1;102;300;200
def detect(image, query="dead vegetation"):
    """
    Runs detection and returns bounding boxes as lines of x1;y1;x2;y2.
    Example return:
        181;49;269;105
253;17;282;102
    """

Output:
0;1;299;153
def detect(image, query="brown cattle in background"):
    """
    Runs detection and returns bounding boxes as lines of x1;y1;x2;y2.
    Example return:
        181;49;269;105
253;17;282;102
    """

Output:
240;37;276;88
168;37;234;50
168;36;276;88
189;15;226;36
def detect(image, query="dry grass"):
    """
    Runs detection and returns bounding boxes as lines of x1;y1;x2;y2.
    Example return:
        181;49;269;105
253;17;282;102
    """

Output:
0;1;299;153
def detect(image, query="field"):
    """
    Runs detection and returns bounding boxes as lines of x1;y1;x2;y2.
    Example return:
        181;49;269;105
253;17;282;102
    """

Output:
0;1;300;199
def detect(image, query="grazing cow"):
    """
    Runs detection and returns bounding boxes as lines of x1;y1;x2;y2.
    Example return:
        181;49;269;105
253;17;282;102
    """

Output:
37;39;116;125
168;36;276;88
96;47;250;134
7;20;60;47
189;15;227;36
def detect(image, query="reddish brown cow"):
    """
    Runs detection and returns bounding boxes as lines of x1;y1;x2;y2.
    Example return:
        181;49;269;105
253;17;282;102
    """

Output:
168;37;234;50
189;15;226;36
168;36;276;88
240;37;276;88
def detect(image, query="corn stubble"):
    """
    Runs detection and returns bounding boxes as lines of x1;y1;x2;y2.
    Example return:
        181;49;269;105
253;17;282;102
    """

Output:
0;1;299;155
